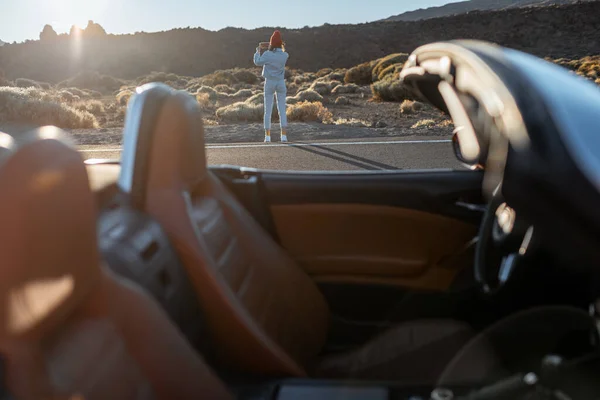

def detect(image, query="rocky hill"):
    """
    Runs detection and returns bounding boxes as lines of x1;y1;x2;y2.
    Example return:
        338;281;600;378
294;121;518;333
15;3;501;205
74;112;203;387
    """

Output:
383;0;597;22
1;1;599;83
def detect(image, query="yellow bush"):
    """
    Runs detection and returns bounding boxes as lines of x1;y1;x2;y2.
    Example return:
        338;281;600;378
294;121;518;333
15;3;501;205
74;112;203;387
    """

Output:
290;89;324;103
287;101;332;123
411;119;436;129
116;90;134;106
74;99;105;115
331;83;360;95
371;77;417;102
316;68;333;77
344;62;373;85
400;100;425;114
215;101;262;122
0;87;98;129
371;53;409;82
196;93;212;108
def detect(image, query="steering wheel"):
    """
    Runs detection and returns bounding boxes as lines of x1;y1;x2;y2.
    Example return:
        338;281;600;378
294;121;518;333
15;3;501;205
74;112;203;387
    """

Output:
474;190;535;295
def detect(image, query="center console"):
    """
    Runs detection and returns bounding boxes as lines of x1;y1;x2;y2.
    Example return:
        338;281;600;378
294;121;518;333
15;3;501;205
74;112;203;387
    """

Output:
234;353;600;399
234;379;470;400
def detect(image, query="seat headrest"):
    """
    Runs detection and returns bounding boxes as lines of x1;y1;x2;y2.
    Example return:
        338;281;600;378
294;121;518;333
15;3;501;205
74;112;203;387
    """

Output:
119;83;206;208
0;127;101;343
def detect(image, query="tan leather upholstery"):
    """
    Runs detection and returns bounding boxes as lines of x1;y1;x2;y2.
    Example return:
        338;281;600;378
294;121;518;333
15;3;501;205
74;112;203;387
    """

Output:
144;92;330;376
0;128;231;400
132;85;489;382
271;203;477;290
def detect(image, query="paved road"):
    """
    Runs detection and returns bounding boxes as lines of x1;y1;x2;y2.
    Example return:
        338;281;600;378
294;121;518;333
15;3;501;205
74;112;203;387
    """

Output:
80;137;465;171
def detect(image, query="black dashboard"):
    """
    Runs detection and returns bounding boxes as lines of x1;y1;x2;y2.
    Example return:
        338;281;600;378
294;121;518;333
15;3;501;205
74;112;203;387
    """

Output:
400;39;600;272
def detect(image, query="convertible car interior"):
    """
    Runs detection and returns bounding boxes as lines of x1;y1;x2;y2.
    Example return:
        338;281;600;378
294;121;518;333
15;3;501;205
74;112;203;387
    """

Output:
2;39;600;399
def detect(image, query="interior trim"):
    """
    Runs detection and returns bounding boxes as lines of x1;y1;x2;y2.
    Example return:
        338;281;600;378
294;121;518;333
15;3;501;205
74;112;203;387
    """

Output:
271;203;477;290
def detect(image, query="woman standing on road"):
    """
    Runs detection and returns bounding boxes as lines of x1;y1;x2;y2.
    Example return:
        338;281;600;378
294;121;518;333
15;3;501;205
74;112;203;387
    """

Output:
254;30;289;143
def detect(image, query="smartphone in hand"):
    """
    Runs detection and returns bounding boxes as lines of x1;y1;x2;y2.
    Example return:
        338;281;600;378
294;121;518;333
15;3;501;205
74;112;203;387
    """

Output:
258;42;269;55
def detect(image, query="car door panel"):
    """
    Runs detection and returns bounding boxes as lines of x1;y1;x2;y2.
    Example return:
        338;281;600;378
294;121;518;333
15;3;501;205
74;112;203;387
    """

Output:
271;203;477;290
255;169;482;290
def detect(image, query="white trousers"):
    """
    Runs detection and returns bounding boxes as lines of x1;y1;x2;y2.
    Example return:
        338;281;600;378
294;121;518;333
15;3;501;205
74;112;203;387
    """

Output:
264;79;287;130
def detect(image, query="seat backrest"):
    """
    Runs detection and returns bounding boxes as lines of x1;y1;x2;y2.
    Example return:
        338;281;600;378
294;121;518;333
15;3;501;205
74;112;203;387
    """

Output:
122;84;330;377
0;127;231;400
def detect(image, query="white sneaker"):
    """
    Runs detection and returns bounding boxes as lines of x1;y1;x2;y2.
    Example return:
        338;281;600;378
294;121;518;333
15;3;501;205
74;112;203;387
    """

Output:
281;135;288;143
264;135;271;143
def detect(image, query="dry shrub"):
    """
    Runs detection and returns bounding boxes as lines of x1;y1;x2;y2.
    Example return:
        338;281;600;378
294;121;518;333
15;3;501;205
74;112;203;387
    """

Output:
15;78;41;88
58;71;123;94
377;63;403;81
285;67;303;80
233;82;255;91
228;88;254;99
329;117;370;127
287;82;299;95
310;81;331;95
196;93;212;108
344;62;373;85
437;119;454;127
196;85;218;101
335;96;351;105
371;77;417;102
116;90;134;106
214;84;235;94
104;102;127;127
411;119;436;129
75;99;105;115
37;82;52;90
292;89;324;103
216;93;332;124
293;74;313;85
400;100;425;114
245;93;264;105
215;101;262;122
329;70;347;82
59;90;77;103
0;77;11;87
332;83;360;95
298;83;312;93
552;56;600;81
233;69;259;85
65;87;91;99
136;71;181;85
0;87;98;129
316;68;333;78
86;90;103;99
203;118;219;126
200;70;237;87
287;101;332;123
371;53;409;82
310;80;342;95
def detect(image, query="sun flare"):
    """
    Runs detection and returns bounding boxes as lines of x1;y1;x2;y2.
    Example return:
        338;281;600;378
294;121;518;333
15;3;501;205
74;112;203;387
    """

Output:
45;0;109;35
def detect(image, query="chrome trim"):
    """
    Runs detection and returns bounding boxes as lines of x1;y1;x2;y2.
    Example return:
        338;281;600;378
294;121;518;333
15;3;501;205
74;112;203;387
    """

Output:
85;158;121;165
117;82;170;193
455;201;487;213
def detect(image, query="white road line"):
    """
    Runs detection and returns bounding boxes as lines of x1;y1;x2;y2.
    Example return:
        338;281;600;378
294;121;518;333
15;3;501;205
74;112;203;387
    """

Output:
79;139;452;153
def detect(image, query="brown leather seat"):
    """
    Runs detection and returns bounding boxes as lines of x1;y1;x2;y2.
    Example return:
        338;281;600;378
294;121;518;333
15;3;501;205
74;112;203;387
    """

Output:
0;128;232;400
125;84;488;383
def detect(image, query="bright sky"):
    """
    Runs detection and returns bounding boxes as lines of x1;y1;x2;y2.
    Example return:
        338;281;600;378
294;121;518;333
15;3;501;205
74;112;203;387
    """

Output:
1;0;452;43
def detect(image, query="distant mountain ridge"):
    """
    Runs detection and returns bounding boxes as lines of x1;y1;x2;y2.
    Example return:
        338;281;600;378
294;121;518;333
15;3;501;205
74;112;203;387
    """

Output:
383;0;598;21
1;1;599;82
